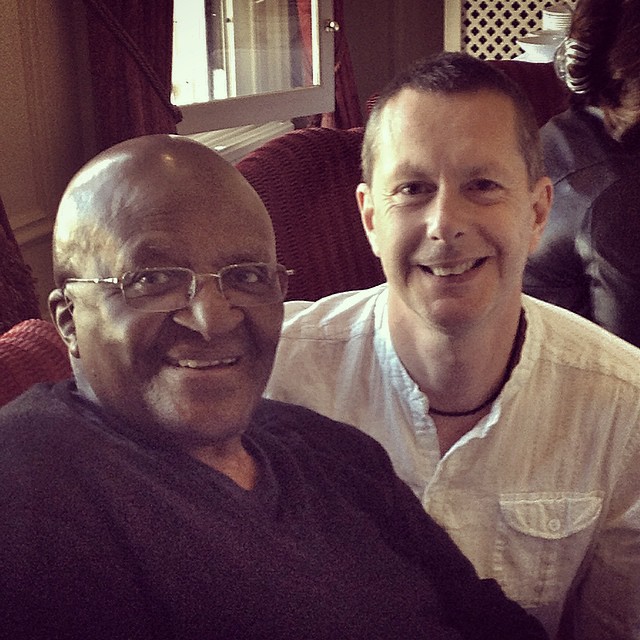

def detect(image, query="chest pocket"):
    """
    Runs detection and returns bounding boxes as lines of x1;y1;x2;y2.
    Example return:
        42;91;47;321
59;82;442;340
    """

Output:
494;492;603;607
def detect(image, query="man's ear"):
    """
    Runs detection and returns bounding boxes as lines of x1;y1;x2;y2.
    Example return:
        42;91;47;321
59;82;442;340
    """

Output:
48;288;80;358
528;176;553;255
356;182;380;257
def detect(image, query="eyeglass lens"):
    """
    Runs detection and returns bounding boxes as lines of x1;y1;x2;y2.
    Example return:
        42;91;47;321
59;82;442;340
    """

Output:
121;264;287;311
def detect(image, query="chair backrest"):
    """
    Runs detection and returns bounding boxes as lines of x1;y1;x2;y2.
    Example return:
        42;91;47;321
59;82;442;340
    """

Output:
236;127;385;301
0;196;41;334
0;319;72;407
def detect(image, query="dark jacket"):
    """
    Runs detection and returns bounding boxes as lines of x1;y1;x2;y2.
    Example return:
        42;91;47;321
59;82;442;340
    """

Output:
524;107;640;347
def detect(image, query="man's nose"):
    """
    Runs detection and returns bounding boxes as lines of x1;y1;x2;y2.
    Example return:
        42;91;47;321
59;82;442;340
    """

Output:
171;277;244;340
425;187;466;242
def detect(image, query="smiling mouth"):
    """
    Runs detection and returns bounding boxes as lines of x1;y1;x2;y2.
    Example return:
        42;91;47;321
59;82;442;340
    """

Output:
421;257;487;277
167;356;240;370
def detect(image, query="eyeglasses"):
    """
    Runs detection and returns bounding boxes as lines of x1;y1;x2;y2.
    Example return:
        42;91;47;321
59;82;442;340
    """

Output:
63;262;293;312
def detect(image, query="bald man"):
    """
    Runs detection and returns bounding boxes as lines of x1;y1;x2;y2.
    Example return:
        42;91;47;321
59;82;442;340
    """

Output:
0;135;546;640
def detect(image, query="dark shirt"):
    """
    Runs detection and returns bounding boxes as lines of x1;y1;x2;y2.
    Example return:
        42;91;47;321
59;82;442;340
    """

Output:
0;381;547;639
524;106;640;347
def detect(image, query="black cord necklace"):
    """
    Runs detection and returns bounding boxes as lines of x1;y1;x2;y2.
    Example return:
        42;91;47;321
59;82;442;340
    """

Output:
428;312;526;418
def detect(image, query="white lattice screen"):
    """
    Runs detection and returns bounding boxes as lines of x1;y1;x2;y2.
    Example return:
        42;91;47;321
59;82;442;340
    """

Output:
460;0;578;60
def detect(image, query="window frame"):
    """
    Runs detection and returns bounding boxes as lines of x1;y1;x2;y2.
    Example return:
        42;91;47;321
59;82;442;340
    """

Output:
175;0;335;135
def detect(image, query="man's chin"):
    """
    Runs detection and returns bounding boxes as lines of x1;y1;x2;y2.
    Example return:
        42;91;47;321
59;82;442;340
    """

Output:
145;389;259;443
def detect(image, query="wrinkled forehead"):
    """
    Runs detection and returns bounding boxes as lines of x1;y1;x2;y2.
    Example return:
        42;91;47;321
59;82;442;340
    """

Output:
372;88;522;169
380;87;519;133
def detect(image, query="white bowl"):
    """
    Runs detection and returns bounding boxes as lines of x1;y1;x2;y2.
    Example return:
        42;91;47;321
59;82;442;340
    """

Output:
517;32;565;61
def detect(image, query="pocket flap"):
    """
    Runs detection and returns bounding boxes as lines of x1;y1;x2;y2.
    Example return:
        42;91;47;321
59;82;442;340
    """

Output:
499;492;603;540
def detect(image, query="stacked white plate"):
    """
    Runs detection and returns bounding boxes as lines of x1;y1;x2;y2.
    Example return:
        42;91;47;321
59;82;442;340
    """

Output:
542;3;573;33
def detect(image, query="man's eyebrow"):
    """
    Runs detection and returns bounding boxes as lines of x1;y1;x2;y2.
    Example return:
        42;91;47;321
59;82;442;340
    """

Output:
222;251;271;264
385;162;509;181
395;160;425;174
385;161;432;180
123;242;272;269
466;163;507;176
125;243;177;266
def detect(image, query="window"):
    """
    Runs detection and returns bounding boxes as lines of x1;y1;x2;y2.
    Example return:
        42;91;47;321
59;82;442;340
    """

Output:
172;0;335;135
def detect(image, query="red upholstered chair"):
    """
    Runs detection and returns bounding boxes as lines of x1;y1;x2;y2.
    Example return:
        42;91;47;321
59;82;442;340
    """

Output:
0;319;72;407
236;127;385;301
0;195;41;334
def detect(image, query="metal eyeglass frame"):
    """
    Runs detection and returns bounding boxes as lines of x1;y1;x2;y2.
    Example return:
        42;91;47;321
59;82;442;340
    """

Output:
62;262;294;312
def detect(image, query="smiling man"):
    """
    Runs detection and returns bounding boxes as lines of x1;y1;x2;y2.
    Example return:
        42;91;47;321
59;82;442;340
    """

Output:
265;53;640;639
0;134;551;639
48;139;283;486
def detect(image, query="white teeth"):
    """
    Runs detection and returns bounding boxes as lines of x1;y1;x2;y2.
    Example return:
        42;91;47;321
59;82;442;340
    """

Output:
429;260;477;277
176;357;237;369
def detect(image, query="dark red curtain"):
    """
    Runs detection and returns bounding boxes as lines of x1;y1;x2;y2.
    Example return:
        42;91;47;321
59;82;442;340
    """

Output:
321;0;362;129
296;0;362;129
81;0;182;153
0;196;41;332
296;0;314;87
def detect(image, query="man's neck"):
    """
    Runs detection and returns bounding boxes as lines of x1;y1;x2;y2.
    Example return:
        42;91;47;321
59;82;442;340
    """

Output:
389;305;525;456
389;306;524;419
189;439;258;490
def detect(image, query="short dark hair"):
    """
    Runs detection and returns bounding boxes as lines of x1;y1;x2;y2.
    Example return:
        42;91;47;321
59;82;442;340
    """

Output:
361;52;544;187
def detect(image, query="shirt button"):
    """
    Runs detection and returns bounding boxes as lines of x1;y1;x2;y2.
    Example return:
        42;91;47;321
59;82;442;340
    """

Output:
548;518;561;532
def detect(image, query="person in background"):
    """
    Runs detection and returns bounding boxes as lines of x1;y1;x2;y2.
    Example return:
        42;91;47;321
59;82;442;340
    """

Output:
0;134;547;640
524;0;640;347
265;52;640;639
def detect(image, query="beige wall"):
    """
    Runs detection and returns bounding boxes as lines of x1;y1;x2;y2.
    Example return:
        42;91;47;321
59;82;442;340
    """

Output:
0;0;92;318
0;0;444;319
